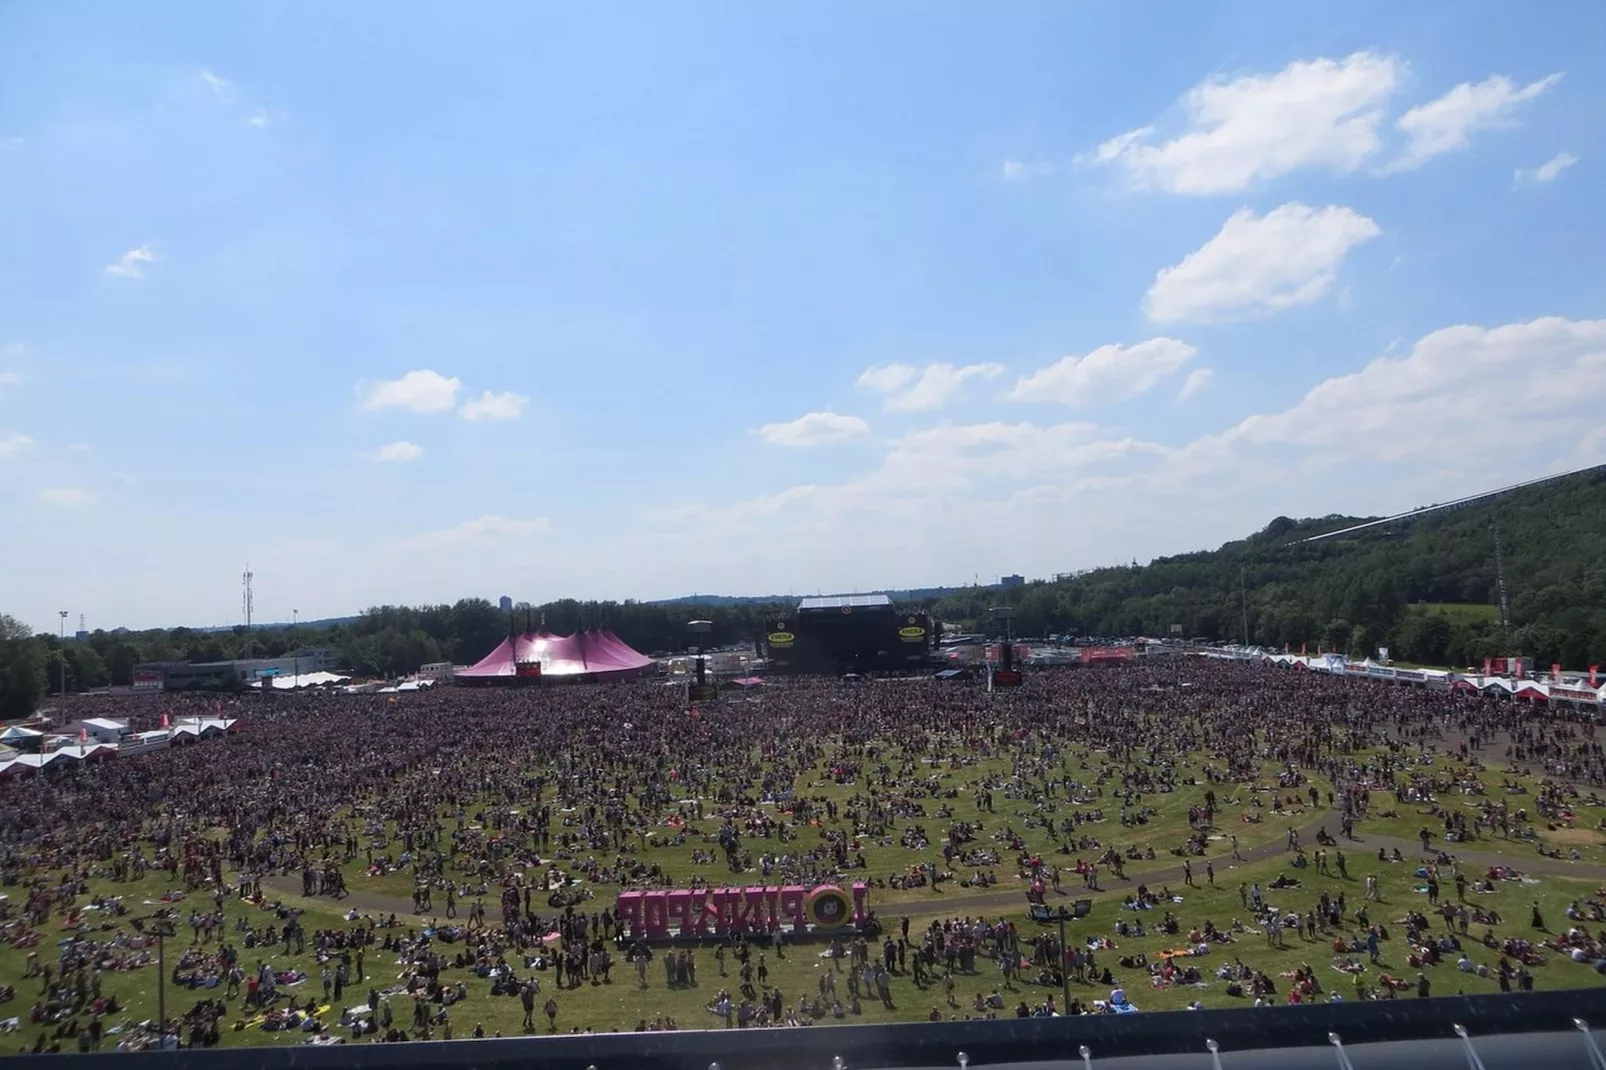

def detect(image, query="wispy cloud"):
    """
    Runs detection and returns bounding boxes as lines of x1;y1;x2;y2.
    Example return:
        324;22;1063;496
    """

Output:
104;244;157;279
0;431;34;460
38;487;96;507
399;515;551;551
1515;151;1578;186
369;441;424;463
1390;72;1562;171
999;159;1061;181
757;412;871;447
0;371;20;391
199;69;234;100
856;362;1005;412
458;390;528;422
247;107;287;128
1176;368;1215;402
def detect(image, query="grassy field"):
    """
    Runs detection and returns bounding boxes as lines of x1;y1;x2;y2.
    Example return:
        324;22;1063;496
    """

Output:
1406;603;1502;625
6;713;1606;1051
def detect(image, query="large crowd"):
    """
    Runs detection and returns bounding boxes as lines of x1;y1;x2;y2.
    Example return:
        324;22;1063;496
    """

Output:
2;658;1605;1050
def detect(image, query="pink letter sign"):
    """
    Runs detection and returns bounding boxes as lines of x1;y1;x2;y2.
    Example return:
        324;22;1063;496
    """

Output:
665;889;696;936
616;891;643;938
642;890;669;940
778;886;808;934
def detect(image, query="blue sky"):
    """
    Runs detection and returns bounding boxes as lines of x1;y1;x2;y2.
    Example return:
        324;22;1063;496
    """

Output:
3;1;1604;631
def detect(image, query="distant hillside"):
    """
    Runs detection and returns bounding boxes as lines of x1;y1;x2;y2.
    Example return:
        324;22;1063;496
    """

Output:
651;586;975;607
927;466;1606;668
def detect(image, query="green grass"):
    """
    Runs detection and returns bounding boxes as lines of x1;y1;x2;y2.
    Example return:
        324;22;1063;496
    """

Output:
1407;603;1502;625
7;721;1606;1050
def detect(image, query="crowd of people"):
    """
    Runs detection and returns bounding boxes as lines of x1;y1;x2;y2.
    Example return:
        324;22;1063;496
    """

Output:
2;658;1605;1049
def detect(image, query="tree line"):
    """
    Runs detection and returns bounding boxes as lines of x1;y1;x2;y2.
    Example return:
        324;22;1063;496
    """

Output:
3;467;1603;720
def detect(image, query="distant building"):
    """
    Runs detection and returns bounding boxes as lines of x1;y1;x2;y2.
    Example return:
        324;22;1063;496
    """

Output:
133;647;343;691
74;630;90;643
498;595;514;612
1000;574;1025;589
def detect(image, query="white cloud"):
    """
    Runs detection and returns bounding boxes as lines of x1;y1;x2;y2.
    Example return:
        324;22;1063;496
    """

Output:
1009;338;1198;407
458;389;529;422
38;487;96;507
757;412;871;447
399;515;551;551
370;441;424;463
1000;159;1060;181
1094;52;1400;194
199;69;234;100
1146;203;1380;323
0;371;20;390
857;362;1005;412
1196;316;1606;464
1176;368;1215;402
0;431;33;459
104;245;156;279
638;317;1606;601
1392;73;1562;171
358;369;461;414
247;107;286;128
69;443;92;454
1515;151;1578;186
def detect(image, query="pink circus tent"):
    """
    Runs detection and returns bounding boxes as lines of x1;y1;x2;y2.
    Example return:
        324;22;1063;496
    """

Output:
457;629;655;681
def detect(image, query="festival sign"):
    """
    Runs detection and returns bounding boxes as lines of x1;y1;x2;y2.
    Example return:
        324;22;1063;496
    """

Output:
1081;646;1136;665
615;882;868;940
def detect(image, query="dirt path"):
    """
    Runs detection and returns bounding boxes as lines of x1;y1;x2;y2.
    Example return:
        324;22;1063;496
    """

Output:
264;811;1606;928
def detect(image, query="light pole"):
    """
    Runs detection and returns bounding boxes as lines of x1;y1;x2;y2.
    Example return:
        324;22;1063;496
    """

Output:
58;610;69;696
1041;899;1091;1014
131;914;177;1033
292;609;299;687
688;620;712;696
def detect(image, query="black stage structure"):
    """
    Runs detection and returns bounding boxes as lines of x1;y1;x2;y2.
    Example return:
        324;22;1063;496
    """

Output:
764;594;936;674
19;991;1605;1070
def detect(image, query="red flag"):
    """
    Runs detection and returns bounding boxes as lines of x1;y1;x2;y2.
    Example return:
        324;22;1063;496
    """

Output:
1552;663;1563;684
1483;658;1492;677
1300;642;1307;657
79;727;89;744
1591;665;1600;688
160;712;170;728
1283;642;1290;654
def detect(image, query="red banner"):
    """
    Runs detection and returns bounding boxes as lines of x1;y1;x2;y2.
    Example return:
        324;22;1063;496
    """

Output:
1591;665;1599;688
1082;646;1136;665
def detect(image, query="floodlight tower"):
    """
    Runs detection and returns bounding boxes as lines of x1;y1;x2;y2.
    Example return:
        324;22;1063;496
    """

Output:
242;565;255;660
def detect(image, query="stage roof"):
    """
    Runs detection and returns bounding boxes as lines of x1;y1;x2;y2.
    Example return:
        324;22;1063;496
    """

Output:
458;629;654;680
798;594;892;612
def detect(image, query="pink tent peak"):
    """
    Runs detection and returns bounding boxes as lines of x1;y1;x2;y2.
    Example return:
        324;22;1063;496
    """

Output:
458;629;654;680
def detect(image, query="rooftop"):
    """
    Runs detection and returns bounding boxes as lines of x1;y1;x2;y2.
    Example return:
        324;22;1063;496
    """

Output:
797;594;893;611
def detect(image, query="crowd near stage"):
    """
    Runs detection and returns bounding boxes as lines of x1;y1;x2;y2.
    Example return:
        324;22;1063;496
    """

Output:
3;656;1606;1054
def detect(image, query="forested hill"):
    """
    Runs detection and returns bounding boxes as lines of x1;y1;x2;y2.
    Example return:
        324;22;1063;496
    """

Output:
2;468;1603;718
926;465;1606;668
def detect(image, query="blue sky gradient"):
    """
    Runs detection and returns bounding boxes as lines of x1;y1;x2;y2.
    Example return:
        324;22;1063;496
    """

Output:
3;1;1604;630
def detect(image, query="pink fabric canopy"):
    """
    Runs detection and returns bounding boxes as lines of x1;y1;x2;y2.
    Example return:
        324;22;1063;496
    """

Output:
457;629;655;680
